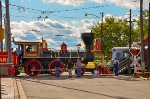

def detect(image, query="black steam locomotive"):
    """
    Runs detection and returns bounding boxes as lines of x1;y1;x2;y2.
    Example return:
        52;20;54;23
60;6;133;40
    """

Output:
12;33;95;76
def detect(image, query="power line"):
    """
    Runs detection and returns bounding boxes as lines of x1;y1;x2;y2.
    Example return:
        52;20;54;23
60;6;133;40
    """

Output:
9;4;43;13
9;3;110;14
10;15;38;19
8;14;85;20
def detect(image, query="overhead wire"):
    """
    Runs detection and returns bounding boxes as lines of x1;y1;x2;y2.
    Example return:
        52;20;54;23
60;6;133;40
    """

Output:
8;1;146;21
8;3;111;21
9;3;110;14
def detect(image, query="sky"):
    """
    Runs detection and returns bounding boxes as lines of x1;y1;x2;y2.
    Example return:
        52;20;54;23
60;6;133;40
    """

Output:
1;0;150;50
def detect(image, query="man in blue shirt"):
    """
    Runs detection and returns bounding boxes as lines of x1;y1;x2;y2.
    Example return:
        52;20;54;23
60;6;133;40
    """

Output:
56;58;61;78
15;48;22;64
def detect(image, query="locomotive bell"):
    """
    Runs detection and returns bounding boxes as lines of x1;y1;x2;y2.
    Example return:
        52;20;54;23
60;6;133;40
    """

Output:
81;33;94;52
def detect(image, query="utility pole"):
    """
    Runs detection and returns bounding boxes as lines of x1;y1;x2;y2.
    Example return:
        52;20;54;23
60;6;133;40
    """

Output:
0;0;2;52
127;9;133;75
148;3;150;72
5;0;12;63
140;0;145;71
129;9;132;49
100;12;104;64
4;15;7;51
100;12;104;50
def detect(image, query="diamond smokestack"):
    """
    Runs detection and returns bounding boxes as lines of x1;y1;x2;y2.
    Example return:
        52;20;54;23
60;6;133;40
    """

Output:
81;33;94;52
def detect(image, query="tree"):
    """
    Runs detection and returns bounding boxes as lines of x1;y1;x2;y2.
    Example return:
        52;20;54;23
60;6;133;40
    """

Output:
92;17;138;62
136;10;148;39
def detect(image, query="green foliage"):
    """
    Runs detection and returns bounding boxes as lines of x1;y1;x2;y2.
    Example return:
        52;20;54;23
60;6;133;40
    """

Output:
135;10;148;38
92;13;146;61
94;53;102;65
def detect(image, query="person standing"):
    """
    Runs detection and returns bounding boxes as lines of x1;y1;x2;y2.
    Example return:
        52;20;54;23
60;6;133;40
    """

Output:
56;58;61;78
67;59;74;78
113;58;119;78
26;45;31;52
15;48;22;64
76;59;82;77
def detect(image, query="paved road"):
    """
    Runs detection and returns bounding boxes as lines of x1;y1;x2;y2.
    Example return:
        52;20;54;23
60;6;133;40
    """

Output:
17;73;150;99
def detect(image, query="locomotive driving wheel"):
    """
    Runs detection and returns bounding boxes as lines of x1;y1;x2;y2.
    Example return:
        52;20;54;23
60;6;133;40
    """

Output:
48;59;65;76
25;59;42;76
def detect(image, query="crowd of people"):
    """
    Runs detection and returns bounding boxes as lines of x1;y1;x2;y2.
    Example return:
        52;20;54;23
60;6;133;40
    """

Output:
55;58;83;78
55;58;120;78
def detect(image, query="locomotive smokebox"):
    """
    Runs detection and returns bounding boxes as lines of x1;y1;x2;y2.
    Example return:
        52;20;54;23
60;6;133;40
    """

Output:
81;33;94;62
81;33;94;52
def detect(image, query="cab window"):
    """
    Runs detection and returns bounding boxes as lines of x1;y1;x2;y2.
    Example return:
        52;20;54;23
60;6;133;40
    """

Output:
25;45;37;52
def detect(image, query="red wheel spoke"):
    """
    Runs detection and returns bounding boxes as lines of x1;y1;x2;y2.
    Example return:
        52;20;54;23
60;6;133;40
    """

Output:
48;59;65;76
25;59;42;76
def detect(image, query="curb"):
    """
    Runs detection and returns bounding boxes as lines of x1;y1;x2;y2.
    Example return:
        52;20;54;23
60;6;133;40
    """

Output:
14;78;27;99
13;79;19;99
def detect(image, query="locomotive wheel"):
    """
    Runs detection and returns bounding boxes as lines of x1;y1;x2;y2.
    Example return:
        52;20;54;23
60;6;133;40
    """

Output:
25;59;42;76
48;59;65;76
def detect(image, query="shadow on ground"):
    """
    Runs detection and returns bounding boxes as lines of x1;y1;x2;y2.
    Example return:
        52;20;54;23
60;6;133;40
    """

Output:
19;78;131;99
16;73;141;81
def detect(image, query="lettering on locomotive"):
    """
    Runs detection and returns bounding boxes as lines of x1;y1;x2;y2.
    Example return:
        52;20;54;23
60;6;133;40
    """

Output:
0;58;7;63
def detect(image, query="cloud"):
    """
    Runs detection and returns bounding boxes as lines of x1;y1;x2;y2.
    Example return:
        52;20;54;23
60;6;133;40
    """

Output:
82;19;98;31
42;0;150;9
11;19;90;50
107;0;139;9
42;0;104;6
1;1;5;7
143;0;150;9
42;0;139;9
104;13;139;22
108;0;150;9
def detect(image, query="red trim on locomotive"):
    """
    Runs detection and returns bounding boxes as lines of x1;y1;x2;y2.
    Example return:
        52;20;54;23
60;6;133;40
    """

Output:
0;52;19;65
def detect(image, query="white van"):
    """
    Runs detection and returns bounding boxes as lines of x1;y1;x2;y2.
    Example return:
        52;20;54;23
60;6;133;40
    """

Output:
111;47;129;61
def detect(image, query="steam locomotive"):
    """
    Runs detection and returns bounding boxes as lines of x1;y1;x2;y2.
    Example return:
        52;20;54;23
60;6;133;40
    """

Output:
0;33;97;76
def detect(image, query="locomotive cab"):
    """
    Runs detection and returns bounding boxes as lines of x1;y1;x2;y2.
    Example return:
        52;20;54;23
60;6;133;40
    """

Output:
14;41;42;58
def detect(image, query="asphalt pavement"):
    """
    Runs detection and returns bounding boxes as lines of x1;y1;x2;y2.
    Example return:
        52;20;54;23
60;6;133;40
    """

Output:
1;73;150;99
18;73;150;99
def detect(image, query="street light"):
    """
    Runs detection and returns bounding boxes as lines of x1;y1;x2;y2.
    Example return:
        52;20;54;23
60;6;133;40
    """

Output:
85;13;101;19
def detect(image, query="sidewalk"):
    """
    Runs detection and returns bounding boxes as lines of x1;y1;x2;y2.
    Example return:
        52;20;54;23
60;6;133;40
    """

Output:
1;77;14;99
